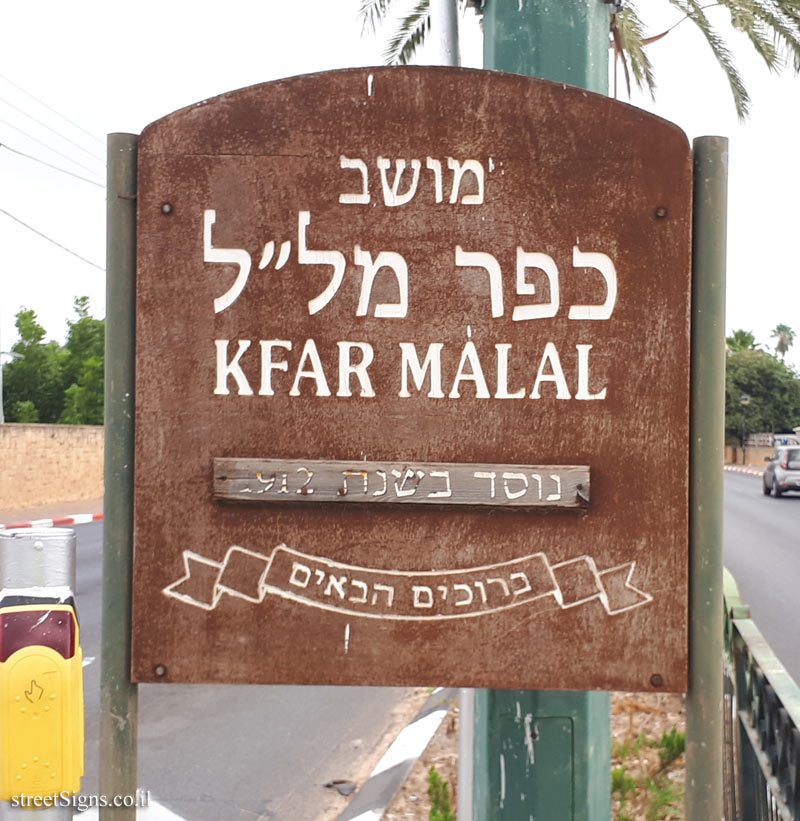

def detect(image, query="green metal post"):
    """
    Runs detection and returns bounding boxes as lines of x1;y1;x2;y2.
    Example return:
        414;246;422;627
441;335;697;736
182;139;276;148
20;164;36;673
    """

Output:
474;689;611;820
475;2;611;819
484;0;609;94
686;136;728;820
100;133;139;818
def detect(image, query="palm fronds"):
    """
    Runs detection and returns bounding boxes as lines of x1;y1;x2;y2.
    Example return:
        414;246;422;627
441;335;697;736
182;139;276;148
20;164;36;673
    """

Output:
384;0;430;65
358;0;432;64
612;3;657;99
359;0;398;34
666;0;751;118
718;0;800;73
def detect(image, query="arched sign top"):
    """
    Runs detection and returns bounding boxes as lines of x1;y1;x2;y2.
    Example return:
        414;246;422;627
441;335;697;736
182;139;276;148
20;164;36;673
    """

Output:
141;65;690;159
133;66;692;692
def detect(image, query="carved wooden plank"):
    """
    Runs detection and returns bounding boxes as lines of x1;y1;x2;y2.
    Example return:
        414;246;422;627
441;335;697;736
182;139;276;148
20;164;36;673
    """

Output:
214;458;590;509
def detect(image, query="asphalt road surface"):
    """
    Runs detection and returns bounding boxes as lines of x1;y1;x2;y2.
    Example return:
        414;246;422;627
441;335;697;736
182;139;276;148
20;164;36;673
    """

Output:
75;521;411;820
723;470;800;682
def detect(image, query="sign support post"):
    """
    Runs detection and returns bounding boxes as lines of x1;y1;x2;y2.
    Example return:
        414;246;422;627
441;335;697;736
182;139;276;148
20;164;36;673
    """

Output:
100;133;139;819
476;1;612;818
686;136;727;820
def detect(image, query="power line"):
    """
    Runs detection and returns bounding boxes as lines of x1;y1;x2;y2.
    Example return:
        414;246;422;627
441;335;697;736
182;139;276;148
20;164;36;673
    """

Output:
0;72;105;147
0;94;105;164
0;142;103;188
0;114;104;180
0;206;104;271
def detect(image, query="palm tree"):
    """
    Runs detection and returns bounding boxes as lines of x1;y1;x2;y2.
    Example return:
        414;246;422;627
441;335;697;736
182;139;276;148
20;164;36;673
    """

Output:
359;0;800;119
726;329;759;352
771;323;796;360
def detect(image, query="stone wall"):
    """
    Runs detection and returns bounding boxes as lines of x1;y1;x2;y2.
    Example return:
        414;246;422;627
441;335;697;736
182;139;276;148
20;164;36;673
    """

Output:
0;424;104;509
724;444;774;467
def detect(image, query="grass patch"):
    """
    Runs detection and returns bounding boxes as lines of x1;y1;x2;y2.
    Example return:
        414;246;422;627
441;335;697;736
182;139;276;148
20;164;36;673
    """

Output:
658;727;686;768
612;766;637;800
427;766;455;821
612;704;685;820
645;777;684;820
613;731;651;760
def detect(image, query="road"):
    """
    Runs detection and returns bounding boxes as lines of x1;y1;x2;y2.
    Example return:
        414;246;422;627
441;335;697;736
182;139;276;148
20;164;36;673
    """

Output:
723;470;800;682
75;521;411;821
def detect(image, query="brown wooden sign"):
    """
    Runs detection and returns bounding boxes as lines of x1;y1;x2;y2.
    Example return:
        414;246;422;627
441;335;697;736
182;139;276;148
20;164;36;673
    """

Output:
132;67;692;691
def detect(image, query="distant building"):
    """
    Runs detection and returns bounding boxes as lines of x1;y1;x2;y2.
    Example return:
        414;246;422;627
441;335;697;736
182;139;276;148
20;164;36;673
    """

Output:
747;432;800;447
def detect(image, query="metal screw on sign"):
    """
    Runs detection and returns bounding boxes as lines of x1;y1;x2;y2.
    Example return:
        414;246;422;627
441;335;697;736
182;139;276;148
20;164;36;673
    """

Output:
0;528;83;819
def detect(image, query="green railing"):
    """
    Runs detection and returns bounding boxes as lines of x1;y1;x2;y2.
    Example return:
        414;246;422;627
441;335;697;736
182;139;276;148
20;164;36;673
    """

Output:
724;568;800;820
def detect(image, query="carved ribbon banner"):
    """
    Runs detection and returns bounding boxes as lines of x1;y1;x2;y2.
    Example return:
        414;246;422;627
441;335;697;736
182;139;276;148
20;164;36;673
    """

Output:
163;544;652;619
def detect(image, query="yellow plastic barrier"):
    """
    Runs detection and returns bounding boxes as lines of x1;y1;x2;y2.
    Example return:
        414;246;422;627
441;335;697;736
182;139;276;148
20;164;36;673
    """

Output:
0;604;84;801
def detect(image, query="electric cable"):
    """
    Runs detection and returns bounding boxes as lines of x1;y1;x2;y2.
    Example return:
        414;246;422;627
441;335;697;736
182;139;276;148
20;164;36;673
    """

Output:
0;94;105;163
0;72;105;147
0;206;104;271
0;115;103;180
0;142;103;188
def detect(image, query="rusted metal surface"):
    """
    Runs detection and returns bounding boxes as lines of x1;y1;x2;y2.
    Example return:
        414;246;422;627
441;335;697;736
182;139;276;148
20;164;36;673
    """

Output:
132;67;692;690
214;458;590;508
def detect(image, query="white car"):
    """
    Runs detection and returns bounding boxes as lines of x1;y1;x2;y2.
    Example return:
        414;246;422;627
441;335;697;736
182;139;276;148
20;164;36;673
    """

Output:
762;446;800;497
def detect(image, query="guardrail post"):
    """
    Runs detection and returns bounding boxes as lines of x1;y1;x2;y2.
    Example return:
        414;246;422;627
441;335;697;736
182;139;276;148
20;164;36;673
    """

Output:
686;136;728;820
733;635;758;820
101;133;139;818
0;527;82;819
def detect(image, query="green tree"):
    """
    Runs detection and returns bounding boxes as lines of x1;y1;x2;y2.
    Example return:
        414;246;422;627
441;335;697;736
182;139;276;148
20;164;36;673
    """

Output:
726;328;758;352
771;323;796;361
60;356;104;425
360;0;800;119
725;348;800;442
1;309;67;423
13;400;39;423
1;297;105;425
58;296;105;424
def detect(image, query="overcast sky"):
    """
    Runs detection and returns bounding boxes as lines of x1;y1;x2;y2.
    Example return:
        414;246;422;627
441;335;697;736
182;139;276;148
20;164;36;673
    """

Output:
1;1;798;371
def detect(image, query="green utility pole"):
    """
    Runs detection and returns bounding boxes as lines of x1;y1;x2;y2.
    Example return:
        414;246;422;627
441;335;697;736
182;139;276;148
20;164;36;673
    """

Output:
474;2;612;819
484;0;609;93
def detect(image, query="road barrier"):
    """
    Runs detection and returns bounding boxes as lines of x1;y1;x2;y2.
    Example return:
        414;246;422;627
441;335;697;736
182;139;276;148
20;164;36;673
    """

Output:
724;568;800;820
0;528;83;819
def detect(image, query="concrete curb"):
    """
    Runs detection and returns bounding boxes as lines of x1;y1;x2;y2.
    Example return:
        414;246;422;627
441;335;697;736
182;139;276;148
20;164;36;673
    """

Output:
724;465;764;477
338;687;458;821
0;512;103;530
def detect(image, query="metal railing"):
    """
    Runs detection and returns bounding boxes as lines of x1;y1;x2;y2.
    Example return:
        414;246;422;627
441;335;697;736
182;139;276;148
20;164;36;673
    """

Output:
724;568;800;820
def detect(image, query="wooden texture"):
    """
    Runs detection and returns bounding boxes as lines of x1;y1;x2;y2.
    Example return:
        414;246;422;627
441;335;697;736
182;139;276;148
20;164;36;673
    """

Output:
132;67;692;691
214;458;590;508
